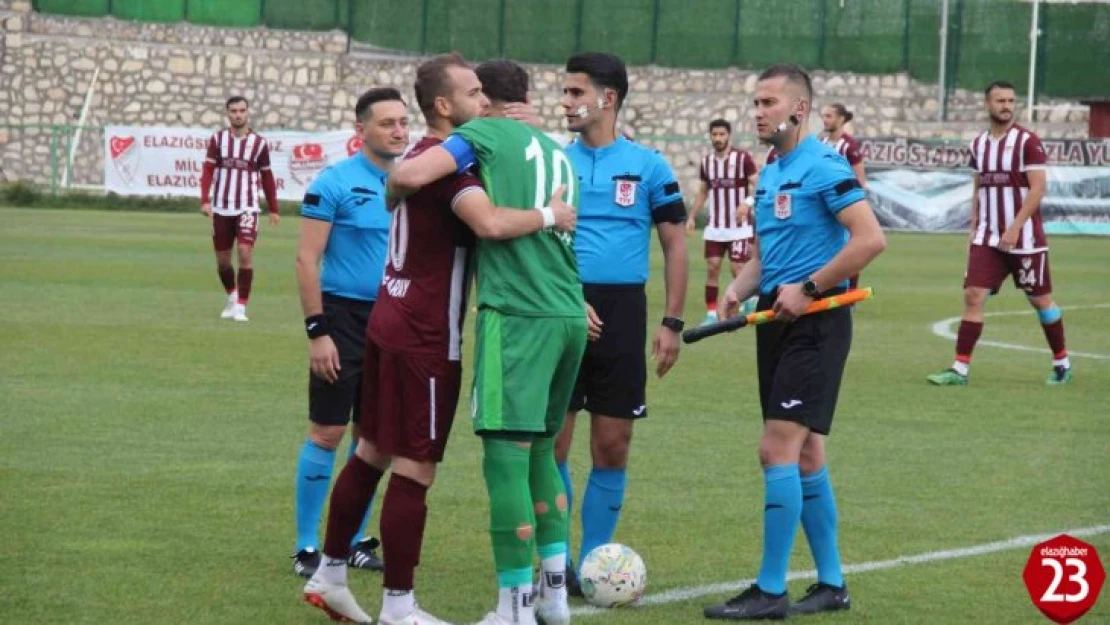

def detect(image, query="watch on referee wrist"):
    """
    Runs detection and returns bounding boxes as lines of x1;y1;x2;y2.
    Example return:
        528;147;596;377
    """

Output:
801;279;820;299
661;316;685;333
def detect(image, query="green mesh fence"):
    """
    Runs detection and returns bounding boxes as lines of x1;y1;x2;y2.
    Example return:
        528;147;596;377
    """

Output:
503;0;578;65
35;0;108;17
350;0;424;52
906;0;941;84
112;0;186;22
579;0;654;66
953;0;1032;95
31;0;1110;100
1040;2;1110;100
422;0;503;60
824;0;908;74
655;0;735;68
262;0;342;31
186;0;261;28
737;0;822;69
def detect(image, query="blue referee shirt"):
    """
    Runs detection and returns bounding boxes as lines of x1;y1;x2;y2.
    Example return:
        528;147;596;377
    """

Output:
565;137;686;285
754;135;866;294
299;152;391;302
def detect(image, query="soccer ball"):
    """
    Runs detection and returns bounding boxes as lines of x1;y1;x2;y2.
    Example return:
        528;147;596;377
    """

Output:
578;543;647;608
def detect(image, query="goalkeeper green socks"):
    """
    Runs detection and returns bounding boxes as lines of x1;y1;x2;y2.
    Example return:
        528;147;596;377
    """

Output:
482;436;535;621
531;437;569;603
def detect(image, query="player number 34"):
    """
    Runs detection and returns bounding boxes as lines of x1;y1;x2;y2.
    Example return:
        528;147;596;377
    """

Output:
1041;557;1089;603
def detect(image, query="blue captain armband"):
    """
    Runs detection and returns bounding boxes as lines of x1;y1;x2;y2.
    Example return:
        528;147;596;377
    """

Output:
442;135;478;174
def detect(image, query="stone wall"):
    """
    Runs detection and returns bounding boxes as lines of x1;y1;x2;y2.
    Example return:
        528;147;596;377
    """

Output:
0;4;1090;195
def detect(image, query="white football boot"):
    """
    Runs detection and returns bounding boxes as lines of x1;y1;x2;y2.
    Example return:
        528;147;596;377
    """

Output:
303;576;373;624
231;303;249;322
473;614;515;625
220;292;237;319
379;606;454;625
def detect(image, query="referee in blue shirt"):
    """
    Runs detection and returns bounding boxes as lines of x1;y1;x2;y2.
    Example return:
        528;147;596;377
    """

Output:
556;52;689;588
705;64;885;620
290;88;408;578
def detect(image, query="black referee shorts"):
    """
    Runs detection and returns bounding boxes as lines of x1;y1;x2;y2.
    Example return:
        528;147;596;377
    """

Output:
756;289;852;435
568;284;648;419
308;293;373;427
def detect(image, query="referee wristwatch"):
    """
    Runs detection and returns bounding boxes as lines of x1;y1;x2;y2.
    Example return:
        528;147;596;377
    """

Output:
661;316;685;333
801;279;820;299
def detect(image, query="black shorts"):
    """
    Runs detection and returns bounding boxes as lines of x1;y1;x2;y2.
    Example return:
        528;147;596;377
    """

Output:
308;293;373;426
755;290;852;435
568;284;648;419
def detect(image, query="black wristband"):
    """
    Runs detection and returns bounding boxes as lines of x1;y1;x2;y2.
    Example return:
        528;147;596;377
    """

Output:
661;316;685;332
305;314;329;339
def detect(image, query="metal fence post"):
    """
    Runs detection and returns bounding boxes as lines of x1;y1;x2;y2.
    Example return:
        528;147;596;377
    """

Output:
945;0;964;121
49;126;59;196
1026;0;1042;123
938;0;949;121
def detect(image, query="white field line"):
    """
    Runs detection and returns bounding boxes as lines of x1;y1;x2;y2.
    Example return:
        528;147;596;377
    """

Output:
929;304;1110;360
570;524;1110;616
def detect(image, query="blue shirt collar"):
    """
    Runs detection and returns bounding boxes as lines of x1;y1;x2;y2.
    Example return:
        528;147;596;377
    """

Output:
776;134;819;167
354;150;388;178
571;135;630;157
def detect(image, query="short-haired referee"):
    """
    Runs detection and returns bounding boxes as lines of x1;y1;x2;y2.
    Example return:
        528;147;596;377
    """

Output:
705;63;886;621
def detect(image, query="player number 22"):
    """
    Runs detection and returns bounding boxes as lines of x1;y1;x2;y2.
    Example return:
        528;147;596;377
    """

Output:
525;137;575;212
1040;557;1089;603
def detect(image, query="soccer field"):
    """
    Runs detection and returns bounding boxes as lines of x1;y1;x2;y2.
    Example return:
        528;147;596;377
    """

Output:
2;207;1108;625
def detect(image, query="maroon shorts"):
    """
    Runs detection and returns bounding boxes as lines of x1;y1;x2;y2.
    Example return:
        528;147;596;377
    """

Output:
359;340;461;463
704;239;751;263
212;212;260;251
964;245;1052;297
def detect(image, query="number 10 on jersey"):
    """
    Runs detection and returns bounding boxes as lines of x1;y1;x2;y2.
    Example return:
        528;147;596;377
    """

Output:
525;137;575;245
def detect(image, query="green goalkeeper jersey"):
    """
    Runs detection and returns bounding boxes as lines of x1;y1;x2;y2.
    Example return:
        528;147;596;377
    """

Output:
451;118;584;318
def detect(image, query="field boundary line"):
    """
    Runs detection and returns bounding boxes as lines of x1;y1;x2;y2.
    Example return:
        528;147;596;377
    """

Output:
929;304;1110;360
570;523;1110;616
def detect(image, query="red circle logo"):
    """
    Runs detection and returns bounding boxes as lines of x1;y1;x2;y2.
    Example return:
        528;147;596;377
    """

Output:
346;135;363;156
1023;534;1105;624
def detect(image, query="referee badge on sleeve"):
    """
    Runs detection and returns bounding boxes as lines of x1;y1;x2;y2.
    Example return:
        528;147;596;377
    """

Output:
615;180;638;207
774;193;792;219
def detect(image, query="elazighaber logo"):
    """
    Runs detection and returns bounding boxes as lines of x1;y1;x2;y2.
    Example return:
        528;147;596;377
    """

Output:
290;142;327;185
1023;534;1105;624
109;136;140;186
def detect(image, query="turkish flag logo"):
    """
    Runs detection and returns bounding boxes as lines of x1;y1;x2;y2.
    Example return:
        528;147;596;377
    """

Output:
346;135;362;157
109;136;140;185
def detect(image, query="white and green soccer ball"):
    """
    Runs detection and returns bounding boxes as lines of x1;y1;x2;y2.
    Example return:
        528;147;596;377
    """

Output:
578;543;647;608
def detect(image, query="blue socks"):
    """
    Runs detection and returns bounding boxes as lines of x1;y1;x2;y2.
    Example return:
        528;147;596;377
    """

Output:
756;464;802;595
295;439;336;552
557;461;574;566
801;466;844;588
578;467;627;567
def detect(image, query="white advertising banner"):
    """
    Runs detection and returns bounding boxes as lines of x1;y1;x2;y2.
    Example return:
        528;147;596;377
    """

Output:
103;126;392;201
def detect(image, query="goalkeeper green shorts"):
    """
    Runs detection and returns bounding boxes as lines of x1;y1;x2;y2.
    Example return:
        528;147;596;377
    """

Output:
471;309;587;437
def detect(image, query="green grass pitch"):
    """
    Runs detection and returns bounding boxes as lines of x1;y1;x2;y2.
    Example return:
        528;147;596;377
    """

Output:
2;207;1107;624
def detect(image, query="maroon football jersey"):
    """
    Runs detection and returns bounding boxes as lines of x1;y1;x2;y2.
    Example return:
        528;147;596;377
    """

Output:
368;136;480;360
968;124;1048;252
821;132;862;166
